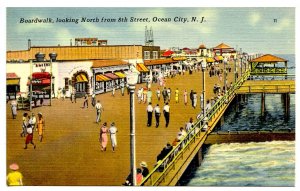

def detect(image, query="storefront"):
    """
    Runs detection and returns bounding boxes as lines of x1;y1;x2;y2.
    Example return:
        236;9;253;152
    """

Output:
95;74;110;94
73;72;89;97
104;73;119;91
136;63;150;83
6;73;20;100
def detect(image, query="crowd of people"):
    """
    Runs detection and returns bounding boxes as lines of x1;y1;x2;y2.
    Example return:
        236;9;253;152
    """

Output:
20;111;45;149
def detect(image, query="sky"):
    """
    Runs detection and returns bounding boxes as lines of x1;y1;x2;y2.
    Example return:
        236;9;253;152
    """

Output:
6;7;295;54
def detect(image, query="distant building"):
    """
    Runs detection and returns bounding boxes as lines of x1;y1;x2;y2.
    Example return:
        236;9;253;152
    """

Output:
6;38;161;97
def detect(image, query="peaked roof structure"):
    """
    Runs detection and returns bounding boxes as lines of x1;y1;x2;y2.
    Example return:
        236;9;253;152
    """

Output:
213;43;232;50
198;44;206;49
250;54;287;63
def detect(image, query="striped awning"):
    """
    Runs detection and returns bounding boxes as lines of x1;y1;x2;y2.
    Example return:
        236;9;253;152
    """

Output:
96;74;111;82
206;57;214;63
214;56;224;61
136;64;149;72
76;74;88;82
104;73;119;80
7;79;20;85
114;72;126;78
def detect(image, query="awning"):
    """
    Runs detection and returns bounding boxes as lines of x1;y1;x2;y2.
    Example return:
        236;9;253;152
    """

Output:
32;72;51;79
172;57;186;61
214;56;224;61
7;73;20;79
114;72;126;78
206;57;215;63
76;74;88;82
7;79;20;85
136;64;149;72
29;79;51;85
96;74;111;82
104;73;119;80
162;50;174;57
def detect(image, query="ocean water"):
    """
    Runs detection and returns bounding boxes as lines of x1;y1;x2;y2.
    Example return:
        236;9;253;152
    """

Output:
186;141;295;186
182;54;295;186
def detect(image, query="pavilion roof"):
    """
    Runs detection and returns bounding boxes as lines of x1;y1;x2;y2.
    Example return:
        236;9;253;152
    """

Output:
213;43;232;50
250;54;287;63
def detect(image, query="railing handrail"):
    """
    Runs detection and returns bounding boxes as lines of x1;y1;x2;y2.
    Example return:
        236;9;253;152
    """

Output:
139;70;251;186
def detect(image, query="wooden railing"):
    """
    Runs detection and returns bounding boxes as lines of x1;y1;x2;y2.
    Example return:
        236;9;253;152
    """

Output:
139;70;251;186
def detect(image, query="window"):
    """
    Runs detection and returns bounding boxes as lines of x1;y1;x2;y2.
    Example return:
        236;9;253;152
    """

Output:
64;78;69;90
144;51;150;60
152;51;158;59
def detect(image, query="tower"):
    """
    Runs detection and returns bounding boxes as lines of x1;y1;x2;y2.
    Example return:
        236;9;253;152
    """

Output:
145;26;154;46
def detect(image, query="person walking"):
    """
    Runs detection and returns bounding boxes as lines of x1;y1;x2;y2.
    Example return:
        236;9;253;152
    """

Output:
167;88;171;102
24;122;36;149
71;89;76;103
146;103;153;127
183;89;188;106
95;100;104;123
120;81;125;96
109;122;118;152
163;102;170;127
37;112;45;142
29;113;37;131
91;93;96;107
82;94;88;108
20;113;28;137
99;122;108;151
10;100;17;119
7;163;23;186
154;104;161;128
147;88;152;104
156;88;161;101
193;92;198;109
162;87;168;103
175;88;179;103
62;88;66;100
190;90;194;107
143;88;147;104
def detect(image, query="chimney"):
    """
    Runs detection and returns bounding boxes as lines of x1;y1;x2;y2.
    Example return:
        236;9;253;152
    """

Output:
28;39;31;50
35;52;45;62
49;52;57;61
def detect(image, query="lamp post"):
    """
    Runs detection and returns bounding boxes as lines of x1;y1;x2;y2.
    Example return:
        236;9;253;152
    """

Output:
50;58;53;106
201;61;207;117
223;57;227;93
234;58;237;83
126;66;140;186
29;60;33;111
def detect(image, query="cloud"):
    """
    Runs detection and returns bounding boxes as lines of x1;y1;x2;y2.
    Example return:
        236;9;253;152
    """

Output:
249;12;261;26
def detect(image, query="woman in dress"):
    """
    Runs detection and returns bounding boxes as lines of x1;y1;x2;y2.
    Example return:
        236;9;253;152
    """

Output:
183;89;188;106
37;112;45;142
100;122;108;151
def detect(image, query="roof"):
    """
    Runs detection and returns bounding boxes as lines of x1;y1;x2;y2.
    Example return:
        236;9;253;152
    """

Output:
144;58;175;66
162;50;174;57
198;44;206;49
92;60;128;68
213;43;232;50
250;54;287;63
6;73;20;79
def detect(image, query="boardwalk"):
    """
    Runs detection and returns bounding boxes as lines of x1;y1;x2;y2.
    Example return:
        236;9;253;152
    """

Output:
6;63;237;186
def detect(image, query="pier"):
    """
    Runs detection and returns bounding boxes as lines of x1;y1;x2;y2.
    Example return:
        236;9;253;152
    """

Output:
6;55;294;186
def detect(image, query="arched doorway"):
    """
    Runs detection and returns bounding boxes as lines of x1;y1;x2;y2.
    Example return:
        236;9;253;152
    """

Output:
72;71;89;96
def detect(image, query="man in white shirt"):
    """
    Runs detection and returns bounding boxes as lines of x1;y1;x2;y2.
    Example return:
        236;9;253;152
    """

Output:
146;103;153;127
109;122;118;152
95;100;104;123
163;102;170;127
154;104;161;128
185;117;194;132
